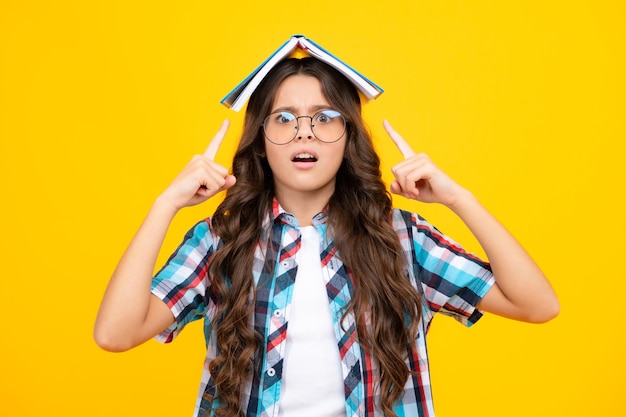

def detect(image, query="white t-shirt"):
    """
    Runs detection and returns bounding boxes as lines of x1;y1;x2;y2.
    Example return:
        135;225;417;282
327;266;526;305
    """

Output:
278;226;346;417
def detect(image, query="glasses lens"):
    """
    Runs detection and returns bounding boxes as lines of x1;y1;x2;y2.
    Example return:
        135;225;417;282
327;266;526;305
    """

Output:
263;111;298;145
311;110;345;143
263;110;346;144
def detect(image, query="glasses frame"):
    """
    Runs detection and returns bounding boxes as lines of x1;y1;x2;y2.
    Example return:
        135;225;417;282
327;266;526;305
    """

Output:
262;109;347;145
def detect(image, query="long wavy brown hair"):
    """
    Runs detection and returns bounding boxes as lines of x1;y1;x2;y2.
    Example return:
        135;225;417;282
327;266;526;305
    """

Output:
207;58;422;417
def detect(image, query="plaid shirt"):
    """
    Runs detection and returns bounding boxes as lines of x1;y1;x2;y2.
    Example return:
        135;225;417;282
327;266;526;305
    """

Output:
151;200;495;417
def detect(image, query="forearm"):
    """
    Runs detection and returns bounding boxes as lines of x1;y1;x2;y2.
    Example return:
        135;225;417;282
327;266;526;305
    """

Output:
94;121;235;350
448;190;559;322
94;197;178;350
383;120;558;322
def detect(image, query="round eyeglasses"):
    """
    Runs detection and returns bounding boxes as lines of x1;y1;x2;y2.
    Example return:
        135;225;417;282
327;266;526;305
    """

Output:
262;109;347;145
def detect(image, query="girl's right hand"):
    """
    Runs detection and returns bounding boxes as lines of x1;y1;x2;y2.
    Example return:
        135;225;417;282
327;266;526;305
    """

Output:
158;119;236;211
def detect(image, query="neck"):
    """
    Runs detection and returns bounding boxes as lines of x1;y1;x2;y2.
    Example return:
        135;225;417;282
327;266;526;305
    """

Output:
274;187;333;226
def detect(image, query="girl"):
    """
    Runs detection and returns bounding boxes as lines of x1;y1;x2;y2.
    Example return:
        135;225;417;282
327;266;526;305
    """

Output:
94;57;559;417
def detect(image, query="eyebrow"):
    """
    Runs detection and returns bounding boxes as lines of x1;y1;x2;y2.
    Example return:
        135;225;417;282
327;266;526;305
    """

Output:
270;104;332;114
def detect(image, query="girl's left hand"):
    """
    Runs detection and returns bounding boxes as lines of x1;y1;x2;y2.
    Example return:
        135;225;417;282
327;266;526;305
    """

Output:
384;120;467;208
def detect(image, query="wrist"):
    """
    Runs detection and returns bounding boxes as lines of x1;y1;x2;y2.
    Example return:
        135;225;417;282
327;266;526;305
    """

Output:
152;195;181;219
446;188;478;214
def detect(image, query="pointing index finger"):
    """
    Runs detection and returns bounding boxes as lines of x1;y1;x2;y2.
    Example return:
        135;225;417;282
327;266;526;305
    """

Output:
383;119;416;158
203;119;230;160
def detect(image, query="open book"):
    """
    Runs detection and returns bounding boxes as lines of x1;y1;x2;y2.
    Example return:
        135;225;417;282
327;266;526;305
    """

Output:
220;34;384;112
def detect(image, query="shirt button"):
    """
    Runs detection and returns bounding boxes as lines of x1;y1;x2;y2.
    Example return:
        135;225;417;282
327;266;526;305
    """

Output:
281;261;289;268
267;368;276;377
273;310;282;318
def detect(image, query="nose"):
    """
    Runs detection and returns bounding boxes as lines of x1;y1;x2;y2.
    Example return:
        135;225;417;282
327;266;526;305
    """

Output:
296;116;314;141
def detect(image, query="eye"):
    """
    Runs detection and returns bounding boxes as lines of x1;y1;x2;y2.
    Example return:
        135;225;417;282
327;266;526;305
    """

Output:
315;110;342;124
274;112;296;124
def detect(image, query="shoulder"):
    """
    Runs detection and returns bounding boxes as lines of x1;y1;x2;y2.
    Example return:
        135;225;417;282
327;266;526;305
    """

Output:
391;208;427;231
391;208;447;246
179;217;223;251
187;217;212;237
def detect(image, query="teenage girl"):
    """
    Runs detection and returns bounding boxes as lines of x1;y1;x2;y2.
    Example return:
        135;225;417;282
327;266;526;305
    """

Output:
94;57;559;417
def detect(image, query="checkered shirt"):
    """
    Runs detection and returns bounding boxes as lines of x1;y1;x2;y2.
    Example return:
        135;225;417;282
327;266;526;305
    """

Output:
151;200;495;417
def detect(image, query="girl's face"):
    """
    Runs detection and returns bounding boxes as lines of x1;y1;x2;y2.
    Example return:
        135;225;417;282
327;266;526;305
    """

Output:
264;74;347;206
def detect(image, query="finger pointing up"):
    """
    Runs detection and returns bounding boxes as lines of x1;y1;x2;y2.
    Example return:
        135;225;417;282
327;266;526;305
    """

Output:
203;119;230;160
383;120;416;158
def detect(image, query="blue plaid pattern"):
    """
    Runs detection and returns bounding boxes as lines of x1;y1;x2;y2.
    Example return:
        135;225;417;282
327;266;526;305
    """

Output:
151;201;495;417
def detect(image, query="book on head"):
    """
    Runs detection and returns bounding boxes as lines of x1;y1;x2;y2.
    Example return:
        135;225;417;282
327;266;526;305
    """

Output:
220;34;384;112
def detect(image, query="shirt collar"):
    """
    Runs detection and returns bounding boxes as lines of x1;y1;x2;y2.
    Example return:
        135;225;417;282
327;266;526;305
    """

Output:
270;197;329;227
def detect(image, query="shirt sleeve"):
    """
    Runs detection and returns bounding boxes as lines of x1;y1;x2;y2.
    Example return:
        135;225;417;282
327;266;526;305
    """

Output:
151;218;217;343
400;210;495;327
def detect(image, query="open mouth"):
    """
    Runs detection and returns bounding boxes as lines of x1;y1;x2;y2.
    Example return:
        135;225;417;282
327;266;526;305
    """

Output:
292;152;318;163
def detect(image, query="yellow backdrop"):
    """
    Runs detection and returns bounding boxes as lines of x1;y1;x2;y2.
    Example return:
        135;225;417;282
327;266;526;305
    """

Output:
1;1;624;416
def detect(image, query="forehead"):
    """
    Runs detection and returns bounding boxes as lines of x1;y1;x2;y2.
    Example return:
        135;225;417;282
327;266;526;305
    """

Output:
271;74;330;111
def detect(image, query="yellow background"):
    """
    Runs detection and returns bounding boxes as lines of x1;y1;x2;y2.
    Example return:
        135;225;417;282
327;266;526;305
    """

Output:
1;1;624;416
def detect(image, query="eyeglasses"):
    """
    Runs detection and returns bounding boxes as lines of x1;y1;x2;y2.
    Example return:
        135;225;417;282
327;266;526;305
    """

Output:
262;109;347;145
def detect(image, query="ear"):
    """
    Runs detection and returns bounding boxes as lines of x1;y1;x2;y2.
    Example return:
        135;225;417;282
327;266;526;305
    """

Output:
260;140;267;157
